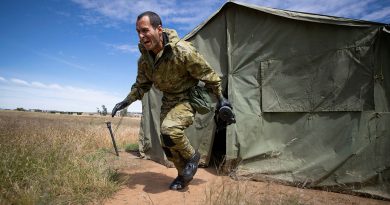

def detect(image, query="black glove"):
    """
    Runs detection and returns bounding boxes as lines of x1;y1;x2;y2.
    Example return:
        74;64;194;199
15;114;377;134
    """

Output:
217;95;236;125
111;100;129;117
218;106;236;125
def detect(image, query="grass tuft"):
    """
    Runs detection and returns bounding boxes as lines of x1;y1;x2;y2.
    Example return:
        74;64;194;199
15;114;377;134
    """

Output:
0;111;140;204
124;143;139;153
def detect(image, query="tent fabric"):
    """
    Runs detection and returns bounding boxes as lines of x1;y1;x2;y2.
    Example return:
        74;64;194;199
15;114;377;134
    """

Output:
140;1;390;199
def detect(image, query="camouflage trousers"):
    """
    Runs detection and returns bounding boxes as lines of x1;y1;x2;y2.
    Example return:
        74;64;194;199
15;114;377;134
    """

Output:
160;100;195;174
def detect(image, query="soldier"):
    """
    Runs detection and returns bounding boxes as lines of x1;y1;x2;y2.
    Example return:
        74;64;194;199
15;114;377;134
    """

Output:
112;11;232;190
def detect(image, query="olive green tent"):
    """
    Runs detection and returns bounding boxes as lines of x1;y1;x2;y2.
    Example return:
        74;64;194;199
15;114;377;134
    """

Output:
138;1;390;198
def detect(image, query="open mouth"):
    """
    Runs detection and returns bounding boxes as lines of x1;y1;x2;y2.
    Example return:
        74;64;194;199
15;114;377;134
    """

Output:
143;40;151;46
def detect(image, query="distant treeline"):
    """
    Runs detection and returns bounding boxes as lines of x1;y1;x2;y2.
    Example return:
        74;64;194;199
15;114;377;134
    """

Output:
14;108;84;115
6;107;142;117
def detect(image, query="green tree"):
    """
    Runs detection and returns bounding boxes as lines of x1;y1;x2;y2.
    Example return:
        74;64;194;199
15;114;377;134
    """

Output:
96;107;101;115
120;108;128;117
101;105;107;116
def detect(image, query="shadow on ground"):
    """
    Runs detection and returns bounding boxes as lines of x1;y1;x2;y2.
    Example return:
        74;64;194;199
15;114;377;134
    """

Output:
115;171;207;194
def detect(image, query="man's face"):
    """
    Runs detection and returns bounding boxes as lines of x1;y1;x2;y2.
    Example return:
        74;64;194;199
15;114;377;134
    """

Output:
136;16;163;54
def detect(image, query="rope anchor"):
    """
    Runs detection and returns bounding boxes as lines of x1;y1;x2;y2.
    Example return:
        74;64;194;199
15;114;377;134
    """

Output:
105;121;119;156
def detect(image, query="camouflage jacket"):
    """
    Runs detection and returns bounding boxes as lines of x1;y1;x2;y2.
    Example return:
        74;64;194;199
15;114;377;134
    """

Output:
125;28;222;104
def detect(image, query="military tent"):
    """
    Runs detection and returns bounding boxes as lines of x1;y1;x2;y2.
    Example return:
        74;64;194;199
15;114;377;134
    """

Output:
138;1;390;199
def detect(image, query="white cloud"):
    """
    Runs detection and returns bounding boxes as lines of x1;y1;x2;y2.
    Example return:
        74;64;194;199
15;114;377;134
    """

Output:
31;81;46;88
11;78;29;86
362;6;390;21
235;0;389;22
106;43;139;53
0;77;141;112
72;0;224;30
0;76;6;82
65;86;86;92
48;84;63;89
79;13;120;28
73;0;134;20
34;51;89;71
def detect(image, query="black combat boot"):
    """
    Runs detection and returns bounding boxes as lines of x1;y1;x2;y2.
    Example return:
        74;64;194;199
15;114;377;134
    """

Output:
169;175;188;190
181;151;200;183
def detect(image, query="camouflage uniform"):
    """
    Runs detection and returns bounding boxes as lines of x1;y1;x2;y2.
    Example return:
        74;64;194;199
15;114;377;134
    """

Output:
124;28;222;173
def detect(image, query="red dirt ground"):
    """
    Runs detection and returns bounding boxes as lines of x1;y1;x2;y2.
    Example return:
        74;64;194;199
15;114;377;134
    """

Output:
104;152;389;205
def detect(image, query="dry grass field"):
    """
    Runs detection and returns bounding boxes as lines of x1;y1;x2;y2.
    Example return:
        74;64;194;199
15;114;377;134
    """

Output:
1;110;388;205
0;110;140;204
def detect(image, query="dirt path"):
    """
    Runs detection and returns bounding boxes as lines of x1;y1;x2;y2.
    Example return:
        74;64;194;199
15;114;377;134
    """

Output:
104;152;389;205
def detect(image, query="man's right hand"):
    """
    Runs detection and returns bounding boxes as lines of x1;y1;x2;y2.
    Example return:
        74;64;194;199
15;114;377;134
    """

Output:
111;100;130;117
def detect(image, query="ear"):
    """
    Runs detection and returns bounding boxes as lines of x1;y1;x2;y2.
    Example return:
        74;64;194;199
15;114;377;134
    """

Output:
157;25;163;34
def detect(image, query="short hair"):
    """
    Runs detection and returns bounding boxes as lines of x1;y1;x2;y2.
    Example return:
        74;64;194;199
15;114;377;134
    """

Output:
137;11;162;29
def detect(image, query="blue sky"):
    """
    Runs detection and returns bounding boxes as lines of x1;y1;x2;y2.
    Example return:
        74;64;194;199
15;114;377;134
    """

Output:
0;0;389;112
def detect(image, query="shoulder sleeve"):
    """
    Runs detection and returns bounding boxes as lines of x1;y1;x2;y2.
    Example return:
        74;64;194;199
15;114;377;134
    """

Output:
124;57;153;104
181;42;222;97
